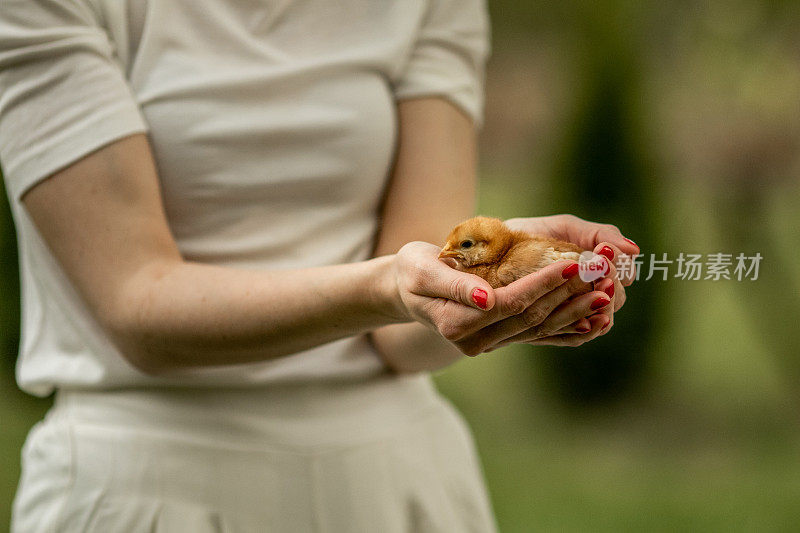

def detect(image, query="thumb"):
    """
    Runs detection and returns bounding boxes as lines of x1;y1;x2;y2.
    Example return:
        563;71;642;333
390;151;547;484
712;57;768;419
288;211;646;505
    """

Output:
427;259;495;311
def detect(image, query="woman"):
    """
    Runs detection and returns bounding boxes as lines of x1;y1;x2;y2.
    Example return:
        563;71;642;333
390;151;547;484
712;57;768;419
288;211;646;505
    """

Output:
0;0;638;531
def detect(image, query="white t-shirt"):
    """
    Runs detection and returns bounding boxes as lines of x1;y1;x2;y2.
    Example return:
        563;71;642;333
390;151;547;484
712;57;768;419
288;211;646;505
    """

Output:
0;0;490;396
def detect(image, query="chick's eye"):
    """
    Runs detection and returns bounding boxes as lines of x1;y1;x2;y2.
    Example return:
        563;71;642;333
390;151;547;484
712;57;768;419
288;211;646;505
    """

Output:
460;240;474;249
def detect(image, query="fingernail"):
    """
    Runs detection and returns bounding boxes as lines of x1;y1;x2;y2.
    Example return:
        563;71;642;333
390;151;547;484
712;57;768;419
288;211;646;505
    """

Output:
624;237;639;250
601;257;611;276
590;297;610;310
562;263;579;279
601;319;611;330
598;246;614;261
576;325;591;333
472;288;488;309
604;283;615;298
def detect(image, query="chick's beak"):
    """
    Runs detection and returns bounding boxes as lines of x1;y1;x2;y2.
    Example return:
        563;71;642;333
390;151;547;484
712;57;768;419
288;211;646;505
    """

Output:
438;248;461;259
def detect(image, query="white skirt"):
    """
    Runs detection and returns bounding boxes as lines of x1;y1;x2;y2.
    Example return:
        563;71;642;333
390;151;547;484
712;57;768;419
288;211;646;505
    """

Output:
12;374;497;532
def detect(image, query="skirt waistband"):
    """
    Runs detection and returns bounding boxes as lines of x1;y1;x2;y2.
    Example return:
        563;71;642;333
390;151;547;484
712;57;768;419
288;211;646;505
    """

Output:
52;373;442;450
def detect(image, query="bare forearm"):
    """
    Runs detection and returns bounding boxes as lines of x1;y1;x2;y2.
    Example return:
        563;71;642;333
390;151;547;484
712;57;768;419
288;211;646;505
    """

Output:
371;322;463;374
111;255;405;373
367;98;479;373
20;134;412;373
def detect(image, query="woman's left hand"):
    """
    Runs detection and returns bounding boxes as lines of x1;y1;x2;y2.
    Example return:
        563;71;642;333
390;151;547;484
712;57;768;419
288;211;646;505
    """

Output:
501;214;641;346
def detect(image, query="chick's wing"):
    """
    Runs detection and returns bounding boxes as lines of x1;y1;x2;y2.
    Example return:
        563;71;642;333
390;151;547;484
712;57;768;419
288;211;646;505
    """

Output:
496;237;582;286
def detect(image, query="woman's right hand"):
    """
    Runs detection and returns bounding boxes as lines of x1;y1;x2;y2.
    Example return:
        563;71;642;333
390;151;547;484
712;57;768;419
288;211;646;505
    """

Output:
387;241;613;357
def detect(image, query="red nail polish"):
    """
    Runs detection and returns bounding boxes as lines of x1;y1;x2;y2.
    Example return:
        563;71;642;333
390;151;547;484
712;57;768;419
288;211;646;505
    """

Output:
604;283;615;298
562;263;579;279
576;325;591;333
472;288;488;309
601;320;611;330
590;297;610;310
598;246;614;261
623;238;639;250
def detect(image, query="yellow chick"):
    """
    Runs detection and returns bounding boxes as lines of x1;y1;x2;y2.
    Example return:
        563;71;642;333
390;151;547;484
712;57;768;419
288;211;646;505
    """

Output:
439;216;583;288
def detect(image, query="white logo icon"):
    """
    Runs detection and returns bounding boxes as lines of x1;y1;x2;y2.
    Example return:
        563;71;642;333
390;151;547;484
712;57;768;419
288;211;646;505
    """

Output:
578;251;610;282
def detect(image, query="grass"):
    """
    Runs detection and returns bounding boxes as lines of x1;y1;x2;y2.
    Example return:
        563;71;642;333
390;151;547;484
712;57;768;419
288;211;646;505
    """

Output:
0;373;51;528
435;342;800;532
477;427;800;533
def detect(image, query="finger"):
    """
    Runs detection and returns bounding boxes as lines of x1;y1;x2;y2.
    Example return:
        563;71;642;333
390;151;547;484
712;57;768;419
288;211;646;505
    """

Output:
611;279;626;312
593;272;625;312
454;276;589;355
594;241;637;287
498;289;611;344
526;334;587;347
554;317;592;335
585;299;614;337
525;313;611;347
587;226;639;257
540;215;639;257
593;277;615;299
493;260;579;318
541;289;611;332
490;330;582;349
602;252;618;282
590;313;613;336
420;262;584;347
594;243;623;283
415;258;496;311
469;273;592;350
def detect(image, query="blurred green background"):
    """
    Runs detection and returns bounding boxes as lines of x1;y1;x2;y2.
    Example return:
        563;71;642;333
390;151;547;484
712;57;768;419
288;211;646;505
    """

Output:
2;0;800;531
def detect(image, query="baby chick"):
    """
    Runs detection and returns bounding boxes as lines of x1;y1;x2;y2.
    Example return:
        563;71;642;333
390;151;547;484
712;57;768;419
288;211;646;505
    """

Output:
439;216;583;288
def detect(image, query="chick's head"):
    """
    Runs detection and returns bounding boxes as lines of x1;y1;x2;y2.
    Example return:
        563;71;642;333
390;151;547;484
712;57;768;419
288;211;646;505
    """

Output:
439;216;514;267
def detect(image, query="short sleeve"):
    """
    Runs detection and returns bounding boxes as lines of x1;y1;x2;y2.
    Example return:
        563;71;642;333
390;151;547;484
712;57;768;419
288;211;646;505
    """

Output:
392;0;491;128
0;0;147;201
